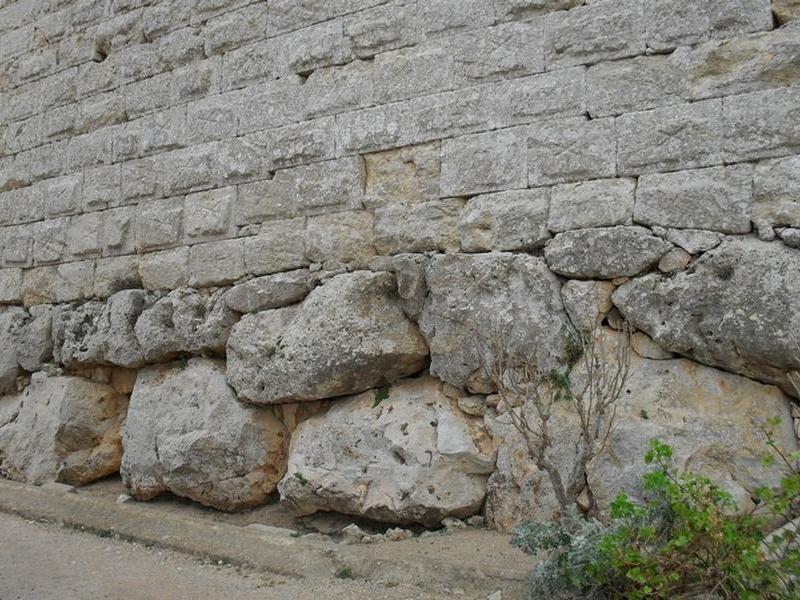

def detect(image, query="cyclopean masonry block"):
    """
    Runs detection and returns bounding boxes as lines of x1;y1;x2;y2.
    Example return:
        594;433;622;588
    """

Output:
613;238;800;395
0;373;129;486
279;375;495;527
226;271;428;404
122;359;289;511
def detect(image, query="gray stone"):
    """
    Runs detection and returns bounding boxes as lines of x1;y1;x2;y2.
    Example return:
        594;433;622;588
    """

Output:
135;199;184;253
278;376;494;527
528;117;617;186
54;290;153;369
753;155;800;228
723;86;800;162
494;0;583;22
122;359;289;511
224;271;316;314
635;165;753;234
644;0;773;52
441;128;527;197
227;271;428;404
375;199;464;255
188;239;245;288
21;263;95;306
545;227;673;279
617;99;723;175
561;280;616;333
460;190;550;253
586;54;690;117
778;228;800;248
631;331;674;359
544;0;645;69
663;229;723;255
139;248;189;291
363;143;440;209
244;219;308;277
678;23;800;100
0;373;128;486
134;288;238;363
774;0;800;24
305;211;375;267
613;238;800;395
420;253;573;393
364;254;429;321
0;268;22;304
93;256;142;299
548;178;635;232
184;187;236;242
658;248;693;273
0;307;25;394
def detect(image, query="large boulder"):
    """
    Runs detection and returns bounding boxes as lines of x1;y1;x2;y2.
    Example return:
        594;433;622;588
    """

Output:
0;308;26;394
223;270;316;313
485;334;798;530
134;288;239;362
545;226;673;279
420;253;573;393
54;290;155;368
0;373;128;485
226;271;429;404
121;359;289;511
0;305;56;392
613;238;800;394
278;376;495;527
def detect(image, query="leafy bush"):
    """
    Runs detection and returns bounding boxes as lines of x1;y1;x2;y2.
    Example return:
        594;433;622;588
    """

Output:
512;429;800;599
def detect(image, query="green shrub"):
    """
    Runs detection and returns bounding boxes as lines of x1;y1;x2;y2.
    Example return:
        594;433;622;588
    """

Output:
512;429;800;599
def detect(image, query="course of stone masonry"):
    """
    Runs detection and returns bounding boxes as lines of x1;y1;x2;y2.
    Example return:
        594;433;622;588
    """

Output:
1;0;800;532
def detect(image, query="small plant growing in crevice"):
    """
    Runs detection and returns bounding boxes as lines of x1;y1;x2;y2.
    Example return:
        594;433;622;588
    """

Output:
483;325;632;517
372;385;390;408
512;436;800;599
335;565;354;579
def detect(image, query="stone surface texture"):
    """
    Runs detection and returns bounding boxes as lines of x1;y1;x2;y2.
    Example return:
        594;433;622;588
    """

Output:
121;359;289;511
0;0;797;531
279;376;495;527
0;373;128;486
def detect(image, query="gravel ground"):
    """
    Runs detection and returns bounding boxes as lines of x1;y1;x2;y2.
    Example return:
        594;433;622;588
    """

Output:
0;512;464;600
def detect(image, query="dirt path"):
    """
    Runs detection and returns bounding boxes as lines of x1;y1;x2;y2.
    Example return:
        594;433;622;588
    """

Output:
0;512;460;600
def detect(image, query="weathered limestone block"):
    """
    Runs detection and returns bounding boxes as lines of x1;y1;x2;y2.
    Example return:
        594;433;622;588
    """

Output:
374;199;464;255
617;99;723;175
460;189;550;252
188;239;246;288
450;21;545;84
561;280;616;333
0;373;128;486
528;117;617;186
93;256;142;299
644;0;773;52
723;86;800;162
227;271;428;404
548;178;635;232
122;359;289;511
635;165;753;234
753;155;800;228
0;268;21;304
21;262;95;306
55;290;154;368
486;341;798;529
305;211;375;267
545;227;673;279
587;54;690;117
134;288;238;363
774;0;800;24
662;228;723;255
139;248;189;291
613;238;800;394
365;253;429;321
676;23;800;100
0;307;25;394
544;0;645;69
243;219;308;277
420;254;573;393
224;270;316;314
441;128;527;197
278;376;495;527
363;142;440;209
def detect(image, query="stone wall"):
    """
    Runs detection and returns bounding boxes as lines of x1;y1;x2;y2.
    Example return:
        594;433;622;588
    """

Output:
1;0;800;530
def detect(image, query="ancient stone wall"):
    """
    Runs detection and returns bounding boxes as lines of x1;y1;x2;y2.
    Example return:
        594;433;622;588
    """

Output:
1;0;799;530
